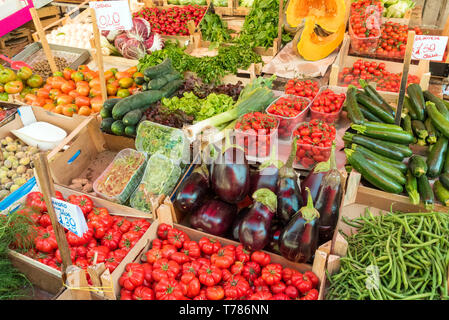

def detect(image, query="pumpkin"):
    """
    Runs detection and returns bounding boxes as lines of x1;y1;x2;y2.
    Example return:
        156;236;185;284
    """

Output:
293;17;345;61
285;0;346;33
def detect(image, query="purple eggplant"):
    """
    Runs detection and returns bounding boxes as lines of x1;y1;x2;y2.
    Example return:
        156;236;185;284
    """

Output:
249;145;283;195
174;164;210;214
230;207;250;241
212;135;250;204
315;143;342;245
301;147;333;205
279;187;320;263
239;188;277;251
190;199;237;236
266;223;282;254
277;138;303;225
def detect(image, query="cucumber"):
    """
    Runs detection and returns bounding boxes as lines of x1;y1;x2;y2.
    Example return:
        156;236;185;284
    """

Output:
356;93;395;124
433;180;449;206
405;169;419;205
424;118;438;144
426;101;449;139
345;86;365;125
417;174;434;210
423;90;449;120
100;117;115;134
351;123;415;145
401;114;417;144
112;90;164;120
343;132;407;161
161;79;184;98
100;107;112;119
404;96;419;120
345;149;403;194
426;136;448;178
439;172;449;190
366;157;406;185
125;125;137;137
351;143;408;173
359;104;383;122
143;59;173;78
111;120;126;136
359;79;395;116
122;109;143;126
406;84;425;121
148;72;181;90
408;155;427;177
411;120;428;140
103;98;121;113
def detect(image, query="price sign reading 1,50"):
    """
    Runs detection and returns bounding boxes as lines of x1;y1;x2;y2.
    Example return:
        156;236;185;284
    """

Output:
98;12;121;29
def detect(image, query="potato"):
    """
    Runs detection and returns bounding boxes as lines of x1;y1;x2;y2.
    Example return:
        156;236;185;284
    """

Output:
82;183;93;193
1;139;8;146
5;144;17;152
72;178;89;186
69;183;83;190
1;177;9;184
19;157;30;166
14;177;26;186
16;165;26;174
15;151;25;159
5;137;13;143
4;159;12;169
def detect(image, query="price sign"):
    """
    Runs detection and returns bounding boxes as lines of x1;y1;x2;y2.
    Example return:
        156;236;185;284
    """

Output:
412;35;448;61
52;197;88;237
89;0;133;31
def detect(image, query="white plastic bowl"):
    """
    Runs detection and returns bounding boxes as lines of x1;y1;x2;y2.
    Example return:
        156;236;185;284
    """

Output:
11;121;67;151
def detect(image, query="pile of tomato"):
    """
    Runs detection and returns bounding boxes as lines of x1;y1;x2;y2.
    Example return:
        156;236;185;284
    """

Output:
310;89;346;124
350;0;383;16
235;112;278;158
15;192;149;278
24;65;142;117
338;59;420;92
292;119;336;169
349;0;382;54
118;223;320;300
284;79;320;100
375;22;423;59
133;5;206;36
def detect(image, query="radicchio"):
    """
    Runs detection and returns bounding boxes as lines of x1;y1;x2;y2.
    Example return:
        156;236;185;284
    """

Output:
121;37;147;60
127;17;152;41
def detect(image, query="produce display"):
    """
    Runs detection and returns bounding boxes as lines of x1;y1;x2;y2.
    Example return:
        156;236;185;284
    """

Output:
381;0;415;18
176;75;244;101
375;22;422;59
310;88;346;123
118;223;320;300
0;65;43;102
349;0;382;55
284;79;320;100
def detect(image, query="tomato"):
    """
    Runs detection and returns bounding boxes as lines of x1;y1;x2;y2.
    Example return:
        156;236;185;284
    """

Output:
152;258;181;282
38;213;52;228
146;248;163;264
118;77;134;89
211;246;235;269
17;67;32;80
119;230;141;250
106;83;118;96
291;272;313;294
235;245;250;263
26;192;47;213
86;245;110;264
120;288;133;300
270;293;291;300
62;104;78;117
34;230;58;253
198;236;221;255
119;263;145;291
161;244;177;259
26;74;43;88
157;223;172;240
67;195;94;215
105;248;128;273
101;228;122;250
304;271;319;288
115;71;131;80
71;71;84;82
270;281;287;294
74;95;90;107
285;285;299;299
4;81;23;94
223;275;250;299
181;240;201;259
133;286;155;300
66;226;94;246
61;80;76;94
88;207;113;228
0;68;16;84
55;247;77;264
249;291;272;300
301;288;319;300
180;272;201;298
112;217;132;233
116;88;130;98
251;251;271;267
90;96;103;113
130;219;151;235
78;106;92;116
75;257;90;270
56;94;73;105
154;278;185;300
198;264;222;287
206;286;225;300
76;83;90;96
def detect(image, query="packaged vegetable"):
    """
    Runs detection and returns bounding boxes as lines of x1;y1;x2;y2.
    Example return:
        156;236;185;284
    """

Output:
130;154;182;212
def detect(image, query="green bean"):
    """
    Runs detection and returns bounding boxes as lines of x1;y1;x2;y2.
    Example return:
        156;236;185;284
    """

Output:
400;293;433;300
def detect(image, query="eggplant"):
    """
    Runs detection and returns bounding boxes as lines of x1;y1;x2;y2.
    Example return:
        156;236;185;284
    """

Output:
249;145;283;195
190;199;238;236
266;222;282;254
174;164;210;214
230;207;249;241
238;188;277;251
212;135;250;204
277;138;303;225
279;187;320;263
314;144;342;245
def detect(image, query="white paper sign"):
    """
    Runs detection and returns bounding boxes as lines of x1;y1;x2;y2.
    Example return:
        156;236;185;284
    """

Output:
89;0;133;31
412;35;448;61
52;197;88;237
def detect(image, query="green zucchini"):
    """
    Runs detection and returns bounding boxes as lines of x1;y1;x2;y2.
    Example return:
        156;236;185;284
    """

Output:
403;96;419;120
148;72;181;90
351;143;408;173
122;109;143;126
423;90;449;120
359;79;395;116
143;58;173;78
112;90;164;120
439;172;449;190
406;84;425;121
408;155;427;177
366;157;406;185
345;149;403;194
411;120;428;140
443;142;449;174
426;136;448;178
161;79;184;98
100;107;112;119
424;118;438;144
356;93;395;124
345;86;365;125
359;104;383;122
361;121;404;132
100;117;115;134
426;101;449;139
417;174;434;210
102;98;121;113
351;123;415;145
401;114;417;144
405;169;419;205
142;83;149;91
343;132;407;161
433;180;449;206
125;125;137;137
111;120;125;136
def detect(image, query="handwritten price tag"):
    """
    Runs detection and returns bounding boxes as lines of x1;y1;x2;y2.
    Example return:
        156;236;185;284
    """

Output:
52;197;88;237
412;35;448;61
89;0;133;31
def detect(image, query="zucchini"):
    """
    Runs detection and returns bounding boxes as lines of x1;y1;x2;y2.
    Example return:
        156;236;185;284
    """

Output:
359;104;383;122
408;155;427;177
351;143;408;173
426;136;448;178
443;141;449;174
433;180;449;206
345;86;365;124
125;125;137;137
343;132;407;161
142;83;149;91
356;93;395;124
148;72;181;90
361;121;404;132
161;79;184;98
112;90;164;120
111;120;126;136
359;79;395;116
123;109;143;126
406;84;425;121
426;101;449;139
405;169;419;205
143;58;173;78
401;114;417;144
345;149;403;194
411;120;428;140
439;172;449;190
103;98;121;112
423;90;449;120
403;96;419;120
100;107;112;119
366;157;406;185
351;123;415;145
424;118;438;144
417;174;434;210
100;117;115;134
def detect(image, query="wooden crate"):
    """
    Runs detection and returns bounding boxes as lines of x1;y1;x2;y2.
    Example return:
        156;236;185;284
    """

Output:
0;27;33;50
329;35;431;93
